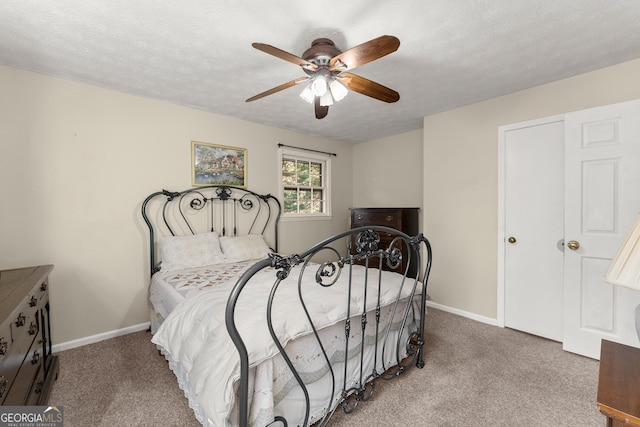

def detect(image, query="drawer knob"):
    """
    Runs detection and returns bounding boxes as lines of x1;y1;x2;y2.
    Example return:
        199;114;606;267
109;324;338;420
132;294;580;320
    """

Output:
29;295;37;307
0;337;7;355
40;282;47;291
15;312;26;327
29;321;37;335
31;349;40;365
386;215;394;221
357;215;363;220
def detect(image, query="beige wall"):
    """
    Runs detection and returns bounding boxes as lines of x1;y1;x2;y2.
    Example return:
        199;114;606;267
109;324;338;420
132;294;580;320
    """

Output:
352;129;423;209
0;65;353;345
4;57;640;346
423;58;640;319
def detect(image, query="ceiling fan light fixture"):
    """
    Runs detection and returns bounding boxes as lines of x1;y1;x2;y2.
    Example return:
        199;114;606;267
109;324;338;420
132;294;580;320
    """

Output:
311;74;328;97
329;79;348;102
299;84;315;103
319;90;334;107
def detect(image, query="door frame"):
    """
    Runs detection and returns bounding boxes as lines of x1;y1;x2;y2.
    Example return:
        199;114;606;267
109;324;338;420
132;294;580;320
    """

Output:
497;114;565;328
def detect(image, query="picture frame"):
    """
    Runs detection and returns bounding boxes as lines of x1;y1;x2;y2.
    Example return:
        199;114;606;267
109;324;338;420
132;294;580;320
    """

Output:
191;141;247;188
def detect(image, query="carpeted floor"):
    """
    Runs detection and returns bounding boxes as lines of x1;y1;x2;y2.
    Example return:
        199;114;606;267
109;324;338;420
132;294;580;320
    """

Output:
48;308;604;426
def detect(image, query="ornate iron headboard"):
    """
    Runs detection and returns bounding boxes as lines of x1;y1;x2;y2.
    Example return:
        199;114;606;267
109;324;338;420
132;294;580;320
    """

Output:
141;185;281;276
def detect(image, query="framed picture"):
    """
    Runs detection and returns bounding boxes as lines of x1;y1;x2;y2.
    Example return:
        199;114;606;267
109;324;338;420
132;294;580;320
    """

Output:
191;141;247;187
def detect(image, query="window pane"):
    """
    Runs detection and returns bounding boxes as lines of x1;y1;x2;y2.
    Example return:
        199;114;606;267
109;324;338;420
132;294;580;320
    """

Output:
298;201;311;213
284;200;298;213
283;175;297;185
284;188;297;200
283;188;297;214
282;159;296;174
310;162;322;186
299;189;311;200
283;158;296;171
312;190;323;200
310;162;322;175
282;159;297;185
297;162;310;185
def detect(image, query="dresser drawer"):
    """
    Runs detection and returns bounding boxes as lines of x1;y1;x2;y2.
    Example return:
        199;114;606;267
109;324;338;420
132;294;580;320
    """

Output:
2;341;43;406
0;310;39;403
352;209;402;228
11;307;39;357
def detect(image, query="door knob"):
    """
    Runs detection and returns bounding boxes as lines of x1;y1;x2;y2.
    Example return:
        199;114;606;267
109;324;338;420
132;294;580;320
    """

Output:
567;240;580;250
507;236;517;244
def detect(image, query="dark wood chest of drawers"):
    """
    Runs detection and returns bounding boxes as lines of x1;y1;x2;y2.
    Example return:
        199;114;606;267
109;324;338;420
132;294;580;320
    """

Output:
0;265;58;405
350;208;420;278
597;340;640;427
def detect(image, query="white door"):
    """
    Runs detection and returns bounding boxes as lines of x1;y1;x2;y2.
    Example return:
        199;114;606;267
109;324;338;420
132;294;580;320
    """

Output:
563;99;640;359
503;120;565;341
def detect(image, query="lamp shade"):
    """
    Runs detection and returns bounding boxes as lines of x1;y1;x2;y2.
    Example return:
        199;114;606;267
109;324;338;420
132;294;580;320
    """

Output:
604;213;640;290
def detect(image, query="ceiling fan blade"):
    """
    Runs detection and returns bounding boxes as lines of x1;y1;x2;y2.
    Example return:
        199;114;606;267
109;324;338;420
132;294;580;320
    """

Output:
314;97;329;119
329;35;400;72
337;72;400;103
246;77;309;102
252;43;318;71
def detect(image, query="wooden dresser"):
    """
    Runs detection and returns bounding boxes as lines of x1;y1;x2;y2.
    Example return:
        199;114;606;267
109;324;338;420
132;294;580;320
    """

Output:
0;265;58;405
597;339;640;427
350;208;420;278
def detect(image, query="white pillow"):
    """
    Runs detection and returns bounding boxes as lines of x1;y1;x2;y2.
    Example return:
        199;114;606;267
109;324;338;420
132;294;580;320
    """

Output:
219;235;271;263
159;231;226;272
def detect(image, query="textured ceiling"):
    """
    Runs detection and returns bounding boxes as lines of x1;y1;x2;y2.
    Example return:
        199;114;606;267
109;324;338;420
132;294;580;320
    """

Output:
1;1;640;142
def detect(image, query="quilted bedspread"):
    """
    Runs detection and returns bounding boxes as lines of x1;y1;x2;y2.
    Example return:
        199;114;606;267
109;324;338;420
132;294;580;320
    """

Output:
152;262;417;427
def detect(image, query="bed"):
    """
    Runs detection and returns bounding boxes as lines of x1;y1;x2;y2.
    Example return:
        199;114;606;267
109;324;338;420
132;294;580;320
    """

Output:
141;185;432;427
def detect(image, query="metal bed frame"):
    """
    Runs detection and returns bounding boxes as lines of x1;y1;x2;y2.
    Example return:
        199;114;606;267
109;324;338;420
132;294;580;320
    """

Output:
141;185;432;427
227;226;432;426
141;185;281;276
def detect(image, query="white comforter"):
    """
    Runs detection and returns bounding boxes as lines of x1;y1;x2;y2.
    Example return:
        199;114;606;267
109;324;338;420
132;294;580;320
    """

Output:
152;261;417;427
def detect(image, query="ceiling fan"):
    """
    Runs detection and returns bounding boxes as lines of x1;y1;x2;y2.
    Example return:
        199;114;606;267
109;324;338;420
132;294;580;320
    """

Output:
246;35;400;119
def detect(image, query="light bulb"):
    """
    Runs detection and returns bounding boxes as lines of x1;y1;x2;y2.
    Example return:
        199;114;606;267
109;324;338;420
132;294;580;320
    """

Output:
329;79;348;102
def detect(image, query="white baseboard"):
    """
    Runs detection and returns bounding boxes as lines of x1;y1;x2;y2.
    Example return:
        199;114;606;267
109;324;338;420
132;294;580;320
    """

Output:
427;301;500;327
53;322;151;353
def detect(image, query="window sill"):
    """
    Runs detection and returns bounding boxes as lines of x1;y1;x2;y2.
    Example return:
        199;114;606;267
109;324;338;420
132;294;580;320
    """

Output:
281;214;333;222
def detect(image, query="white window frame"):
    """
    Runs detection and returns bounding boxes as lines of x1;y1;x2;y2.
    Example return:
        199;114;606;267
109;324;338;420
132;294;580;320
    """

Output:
278;146;332;220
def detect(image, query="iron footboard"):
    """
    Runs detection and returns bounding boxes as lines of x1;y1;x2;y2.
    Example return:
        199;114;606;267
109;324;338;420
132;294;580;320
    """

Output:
226;226;432;427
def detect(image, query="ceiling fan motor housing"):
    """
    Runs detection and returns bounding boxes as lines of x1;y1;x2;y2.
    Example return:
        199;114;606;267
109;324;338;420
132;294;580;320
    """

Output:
302;38;342;69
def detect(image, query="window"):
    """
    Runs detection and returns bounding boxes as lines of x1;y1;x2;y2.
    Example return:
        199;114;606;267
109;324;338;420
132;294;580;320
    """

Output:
279;147;331;218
